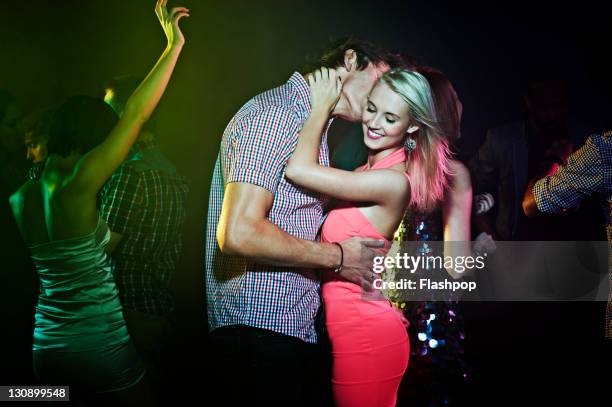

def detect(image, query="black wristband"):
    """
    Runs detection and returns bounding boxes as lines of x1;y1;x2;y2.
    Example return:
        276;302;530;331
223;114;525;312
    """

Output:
332;242;343;274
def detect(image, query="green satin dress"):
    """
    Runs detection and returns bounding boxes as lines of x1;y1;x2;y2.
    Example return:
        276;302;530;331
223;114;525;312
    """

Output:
29;217;145;393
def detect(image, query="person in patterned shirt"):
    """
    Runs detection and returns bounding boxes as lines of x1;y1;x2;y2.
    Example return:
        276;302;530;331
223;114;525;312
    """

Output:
523;130;612;339
100;75;189;384
206;38;408;406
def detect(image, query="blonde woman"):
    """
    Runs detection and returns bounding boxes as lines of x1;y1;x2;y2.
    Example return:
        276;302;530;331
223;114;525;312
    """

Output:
285;67;451;407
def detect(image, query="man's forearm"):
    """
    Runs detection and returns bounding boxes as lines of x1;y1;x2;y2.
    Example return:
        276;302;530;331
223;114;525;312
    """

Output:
523;161;558;217
522;179;540;217
218;218;341;270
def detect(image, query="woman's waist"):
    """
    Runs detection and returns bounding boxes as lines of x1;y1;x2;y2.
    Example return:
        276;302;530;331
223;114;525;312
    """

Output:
37;267;120;300
30;240;110;263
33;326;131;352
35;290;126;329
34;261;114;290
322;277;390;297
322;281;393;317
322;278;362;294
33;310;130;352
35;302;126;327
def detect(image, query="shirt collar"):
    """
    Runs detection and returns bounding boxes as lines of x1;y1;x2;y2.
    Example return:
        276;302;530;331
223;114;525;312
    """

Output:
287;72;311;115
287;71;334;139
129;137;158;158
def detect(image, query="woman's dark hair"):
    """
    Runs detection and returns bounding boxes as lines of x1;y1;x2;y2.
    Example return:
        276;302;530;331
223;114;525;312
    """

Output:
303;37;409;73
417;66;461;143
47;95;118;157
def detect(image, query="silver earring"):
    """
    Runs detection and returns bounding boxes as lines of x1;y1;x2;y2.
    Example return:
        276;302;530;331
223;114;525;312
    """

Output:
404;137;416;152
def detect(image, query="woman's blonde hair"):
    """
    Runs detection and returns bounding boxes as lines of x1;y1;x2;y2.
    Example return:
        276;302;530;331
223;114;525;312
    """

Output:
380;68;452;211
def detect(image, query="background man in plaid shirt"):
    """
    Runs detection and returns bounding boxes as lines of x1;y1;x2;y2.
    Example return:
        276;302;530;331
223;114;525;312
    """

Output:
523;130;612;339
205;38;407;406
101;76;189;386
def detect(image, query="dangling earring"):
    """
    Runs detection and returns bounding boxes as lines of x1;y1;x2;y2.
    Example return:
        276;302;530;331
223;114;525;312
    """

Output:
404;137;416;153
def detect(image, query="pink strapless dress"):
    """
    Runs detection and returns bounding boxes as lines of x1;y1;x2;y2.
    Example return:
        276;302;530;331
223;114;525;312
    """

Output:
321;147;410;407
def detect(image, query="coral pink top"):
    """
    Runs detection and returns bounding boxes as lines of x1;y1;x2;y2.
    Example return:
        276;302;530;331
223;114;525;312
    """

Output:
320;147;411;407
321;147;409;293
321;147;408;242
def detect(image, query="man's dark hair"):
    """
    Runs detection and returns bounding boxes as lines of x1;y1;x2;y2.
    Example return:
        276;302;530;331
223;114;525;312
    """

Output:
24;108;55;143
103;75;158;133
47;95;118;157
303;37;409;73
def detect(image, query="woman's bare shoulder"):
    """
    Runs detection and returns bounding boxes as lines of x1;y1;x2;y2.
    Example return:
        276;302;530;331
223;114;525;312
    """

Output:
9;180;39;213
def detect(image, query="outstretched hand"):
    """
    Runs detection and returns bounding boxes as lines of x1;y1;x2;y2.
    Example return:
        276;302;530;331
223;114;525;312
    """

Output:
155;0;189;47
307;67;342;116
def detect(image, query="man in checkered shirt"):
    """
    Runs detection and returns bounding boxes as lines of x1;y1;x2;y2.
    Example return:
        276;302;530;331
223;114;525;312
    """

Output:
523;130;612;340
100;76;189;384
205;38;407;405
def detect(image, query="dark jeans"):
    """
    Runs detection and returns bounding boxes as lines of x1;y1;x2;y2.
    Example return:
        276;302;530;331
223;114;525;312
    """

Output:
123;310;170;406
209;325;331;407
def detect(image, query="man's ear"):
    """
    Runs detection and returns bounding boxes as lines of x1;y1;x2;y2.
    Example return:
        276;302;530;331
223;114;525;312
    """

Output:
344;49;357;72
406;125;419;134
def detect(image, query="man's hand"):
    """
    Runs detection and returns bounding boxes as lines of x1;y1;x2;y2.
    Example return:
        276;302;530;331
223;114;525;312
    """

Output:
473;232;496;256
337;237;387;290
474;192;495;215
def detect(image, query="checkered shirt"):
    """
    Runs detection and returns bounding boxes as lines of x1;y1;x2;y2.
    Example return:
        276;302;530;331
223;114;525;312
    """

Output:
205;72;330;343
533;131;612;338
100;143;189;315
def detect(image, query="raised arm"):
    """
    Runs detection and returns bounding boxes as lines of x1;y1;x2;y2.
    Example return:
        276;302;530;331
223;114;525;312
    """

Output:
285;68;409;204
71;0;189;195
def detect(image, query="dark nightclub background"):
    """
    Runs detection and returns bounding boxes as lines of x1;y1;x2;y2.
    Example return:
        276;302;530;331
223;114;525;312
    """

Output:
1;0;610;405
